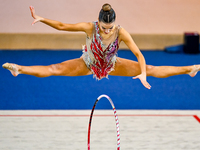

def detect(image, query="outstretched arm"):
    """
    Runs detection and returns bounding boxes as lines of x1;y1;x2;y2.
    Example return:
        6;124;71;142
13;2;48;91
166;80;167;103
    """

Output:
29;6;92;33
119;28;151;89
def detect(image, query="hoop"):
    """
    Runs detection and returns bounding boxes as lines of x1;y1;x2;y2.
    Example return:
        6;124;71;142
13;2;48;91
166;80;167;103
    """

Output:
88;94;120;150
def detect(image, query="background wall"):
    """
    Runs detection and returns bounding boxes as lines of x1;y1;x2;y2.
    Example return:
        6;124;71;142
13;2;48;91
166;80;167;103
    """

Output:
1;0;200;34
0;0;200;49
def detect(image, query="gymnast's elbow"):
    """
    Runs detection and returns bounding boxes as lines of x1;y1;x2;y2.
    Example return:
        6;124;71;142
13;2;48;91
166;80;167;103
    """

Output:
57;23;68;31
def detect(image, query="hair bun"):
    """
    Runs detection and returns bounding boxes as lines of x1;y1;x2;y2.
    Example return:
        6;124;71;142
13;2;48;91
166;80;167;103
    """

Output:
102;3;112;12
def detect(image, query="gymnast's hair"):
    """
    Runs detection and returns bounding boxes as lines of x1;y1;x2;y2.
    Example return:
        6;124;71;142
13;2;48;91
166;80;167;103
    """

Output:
99;3;116;23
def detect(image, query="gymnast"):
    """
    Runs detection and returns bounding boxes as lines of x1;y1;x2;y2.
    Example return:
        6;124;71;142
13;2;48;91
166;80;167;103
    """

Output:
2;3;200;89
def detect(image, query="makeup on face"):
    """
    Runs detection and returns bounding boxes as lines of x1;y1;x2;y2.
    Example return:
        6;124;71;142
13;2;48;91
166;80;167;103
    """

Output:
99;21;115;34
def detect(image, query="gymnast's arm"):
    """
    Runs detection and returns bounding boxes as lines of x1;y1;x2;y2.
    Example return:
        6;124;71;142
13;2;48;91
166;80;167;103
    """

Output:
118;28;151;89
29;6;93;33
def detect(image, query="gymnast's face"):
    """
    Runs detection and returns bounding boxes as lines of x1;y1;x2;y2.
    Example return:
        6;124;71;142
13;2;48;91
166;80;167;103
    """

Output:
98;21;115;34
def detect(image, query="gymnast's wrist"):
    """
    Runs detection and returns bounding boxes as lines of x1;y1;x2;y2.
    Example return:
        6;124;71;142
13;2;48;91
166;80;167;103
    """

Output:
141;71;147;75
39;17;45;22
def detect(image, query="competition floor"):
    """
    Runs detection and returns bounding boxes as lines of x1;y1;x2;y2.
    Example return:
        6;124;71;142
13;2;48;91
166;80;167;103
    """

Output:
0;110;200;150
1;50;200;149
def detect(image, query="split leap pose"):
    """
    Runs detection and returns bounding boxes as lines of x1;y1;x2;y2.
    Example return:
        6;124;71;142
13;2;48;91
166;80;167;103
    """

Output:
2;3;200;89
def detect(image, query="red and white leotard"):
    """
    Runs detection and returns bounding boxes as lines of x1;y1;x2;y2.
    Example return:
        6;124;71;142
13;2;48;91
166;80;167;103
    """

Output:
82;21;121;80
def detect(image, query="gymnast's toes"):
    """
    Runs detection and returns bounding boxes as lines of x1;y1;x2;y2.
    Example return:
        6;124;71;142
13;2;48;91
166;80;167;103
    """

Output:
189;65;200;77
2;62;19;77
2;63;12;70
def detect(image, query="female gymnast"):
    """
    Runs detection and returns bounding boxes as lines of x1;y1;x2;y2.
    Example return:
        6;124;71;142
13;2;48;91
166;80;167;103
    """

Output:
2;3;200;89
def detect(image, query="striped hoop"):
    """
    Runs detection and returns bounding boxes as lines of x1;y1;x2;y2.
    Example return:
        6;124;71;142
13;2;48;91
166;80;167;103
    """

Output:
88;94;120;150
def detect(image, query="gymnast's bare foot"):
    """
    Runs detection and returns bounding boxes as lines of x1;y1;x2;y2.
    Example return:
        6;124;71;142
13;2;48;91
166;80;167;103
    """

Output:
2;63;19;77
189;65;200;77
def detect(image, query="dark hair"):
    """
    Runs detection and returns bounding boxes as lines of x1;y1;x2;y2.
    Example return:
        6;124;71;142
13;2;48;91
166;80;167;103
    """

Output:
99;3;116;23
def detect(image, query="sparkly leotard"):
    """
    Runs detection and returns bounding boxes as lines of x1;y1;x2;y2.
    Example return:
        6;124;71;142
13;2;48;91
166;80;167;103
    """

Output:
82;21;121;80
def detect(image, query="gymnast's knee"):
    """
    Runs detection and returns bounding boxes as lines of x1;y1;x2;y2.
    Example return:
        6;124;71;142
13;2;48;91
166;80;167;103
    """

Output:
146;65;155;76
49;64;62;75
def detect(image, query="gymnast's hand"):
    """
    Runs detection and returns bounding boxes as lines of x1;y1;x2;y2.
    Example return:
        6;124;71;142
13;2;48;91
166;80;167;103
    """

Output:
29;6;44;25
133;73;151;89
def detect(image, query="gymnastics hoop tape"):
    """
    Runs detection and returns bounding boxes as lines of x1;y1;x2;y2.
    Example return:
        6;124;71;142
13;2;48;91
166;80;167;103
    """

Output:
88;94;120;150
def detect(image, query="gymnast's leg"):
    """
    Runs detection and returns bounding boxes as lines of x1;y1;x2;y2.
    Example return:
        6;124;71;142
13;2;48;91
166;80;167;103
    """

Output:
2;58;92;77
109;57;200;78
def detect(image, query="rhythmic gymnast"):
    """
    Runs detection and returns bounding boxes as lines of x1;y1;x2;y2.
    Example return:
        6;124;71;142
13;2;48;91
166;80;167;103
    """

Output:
2;3;200;89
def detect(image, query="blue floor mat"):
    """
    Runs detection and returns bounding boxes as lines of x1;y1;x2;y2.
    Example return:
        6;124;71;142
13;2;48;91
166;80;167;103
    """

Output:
0;50;200;110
